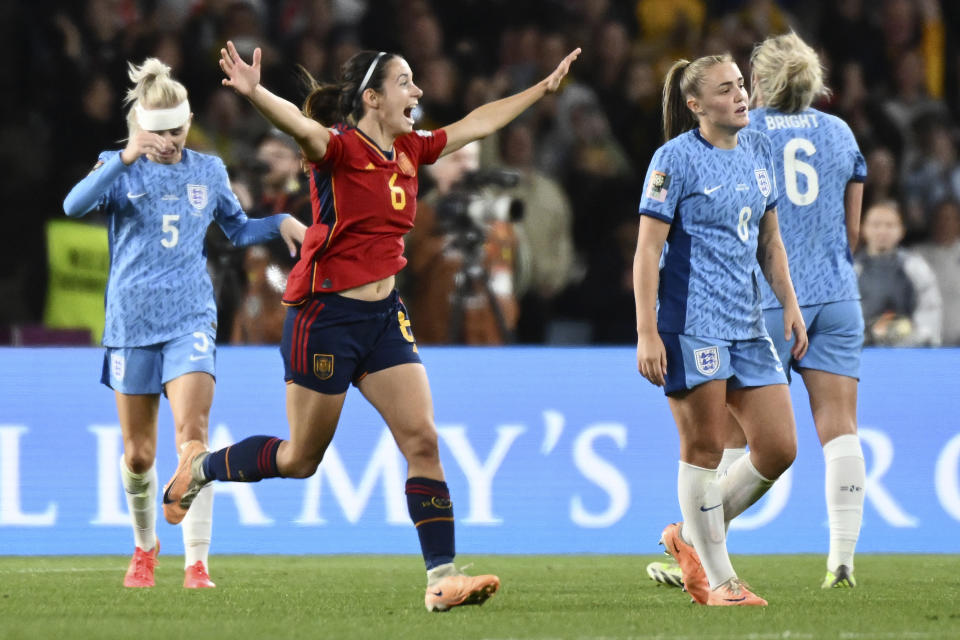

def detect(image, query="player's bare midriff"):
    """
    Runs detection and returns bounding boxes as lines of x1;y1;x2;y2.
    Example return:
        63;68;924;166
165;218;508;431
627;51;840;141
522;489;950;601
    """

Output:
337;275;396;302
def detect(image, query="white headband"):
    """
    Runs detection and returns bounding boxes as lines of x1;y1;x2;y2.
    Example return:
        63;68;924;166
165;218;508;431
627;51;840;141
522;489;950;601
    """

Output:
135;101;190;131
356;52;387;106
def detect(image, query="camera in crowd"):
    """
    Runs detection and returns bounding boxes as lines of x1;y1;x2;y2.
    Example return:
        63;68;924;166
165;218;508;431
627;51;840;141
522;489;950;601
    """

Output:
434;169;525;251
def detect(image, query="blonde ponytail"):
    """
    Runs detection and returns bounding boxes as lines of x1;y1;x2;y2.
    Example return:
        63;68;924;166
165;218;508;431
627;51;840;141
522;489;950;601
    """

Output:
750;32;829;113
124;58;189;135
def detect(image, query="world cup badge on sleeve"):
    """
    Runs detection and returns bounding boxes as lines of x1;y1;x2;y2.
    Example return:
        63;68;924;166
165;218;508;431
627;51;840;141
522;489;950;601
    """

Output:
693;346;720;376
647;171;670;203
186;184;208;210
755;168;771;198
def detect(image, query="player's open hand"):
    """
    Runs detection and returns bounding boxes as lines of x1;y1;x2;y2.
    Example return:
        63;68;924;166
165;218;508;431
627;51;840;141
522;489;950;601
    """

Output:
637;330;667;387
121;130;173;165
543;48;581;93
220;40;261;98
279;215;307;258
784;305;809;360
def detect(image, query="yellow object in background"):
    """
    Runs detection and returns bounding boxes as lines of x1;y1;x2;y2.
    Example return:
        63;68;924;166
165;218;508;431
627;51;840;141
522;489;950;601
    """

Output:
44;219;109;344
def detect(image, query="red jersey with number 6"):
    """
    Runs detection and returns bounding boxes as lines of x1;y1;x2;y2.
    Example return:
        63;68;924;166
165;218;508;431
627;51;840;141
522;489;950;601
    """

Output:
283;125;448;304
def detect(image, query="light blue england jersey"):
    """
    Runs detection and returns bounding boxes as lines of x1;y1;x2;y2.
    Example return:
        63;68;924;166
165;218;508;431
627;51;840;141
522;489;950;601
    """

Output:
749;107;866;308
639;128;779;340
64;149;288;347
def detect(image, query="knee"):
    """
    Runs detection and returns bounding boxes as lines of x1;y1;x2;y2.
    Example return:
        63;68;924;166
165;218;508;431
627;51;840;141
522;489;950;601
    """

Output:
278;443;324;479
176;416;209;443
402;425;441;468
124;448;155;474
762;437;797;480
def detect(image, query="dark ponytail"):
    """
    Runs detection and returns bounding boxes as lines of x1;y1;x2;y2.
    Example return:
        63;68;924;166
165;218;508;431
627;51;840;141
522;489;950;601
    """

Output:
299;51;399;127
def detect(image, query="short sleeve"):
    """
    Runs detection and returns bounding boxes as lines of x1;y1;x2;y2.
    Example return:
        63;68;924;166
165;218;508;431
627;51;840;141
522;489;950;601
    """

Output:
409;128;448;165
312;127;346;170
638;144;685;224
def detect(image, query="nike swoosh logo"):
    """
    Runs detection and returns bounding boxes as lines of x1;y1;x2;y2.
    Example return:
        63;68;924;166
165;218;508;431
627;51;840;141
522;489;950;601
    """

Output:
127;192;146;199
189;354;211;361
704;185;722;194
700;504;722;512
431;590;442;597
161;483;176;505
724;596;747;602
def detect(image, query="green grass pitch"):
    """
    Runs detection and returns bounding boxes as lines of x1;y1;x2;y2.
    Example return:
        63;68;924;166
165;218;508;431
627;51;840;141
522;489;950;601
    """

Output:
1;554;958;639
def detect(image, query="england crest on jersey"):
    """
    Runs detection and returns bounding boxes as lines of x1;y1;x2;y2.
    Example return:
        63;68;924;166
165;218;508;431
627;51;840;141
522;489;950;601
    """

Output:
693;346;720;376
187;184;208;210
754;168;771;197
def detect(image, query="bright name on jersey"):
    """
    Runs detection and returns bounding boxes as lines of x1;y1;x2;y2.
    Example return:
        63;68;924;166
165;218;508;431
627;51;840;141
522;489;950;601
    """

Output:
764;114;820;130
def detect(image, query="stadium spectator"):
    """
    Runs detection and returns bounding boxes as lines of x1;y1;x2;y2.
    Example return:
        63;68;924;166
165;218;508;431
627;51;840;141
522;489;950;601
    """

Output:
634;52;806;607
855;201;942;346
6;0;960;345
916;199;960;345
902;120;960;239
61;57;305;589
498;121;578;343
404;141;521;344
162;40;580;611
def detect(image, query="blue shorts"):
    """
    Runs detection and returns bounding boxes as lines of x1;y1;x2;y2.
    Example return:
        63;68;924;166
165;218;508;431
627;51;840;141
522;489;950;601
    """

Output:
763;300;864;381
661;333;787;395
281;289;421;394
101;330;217;395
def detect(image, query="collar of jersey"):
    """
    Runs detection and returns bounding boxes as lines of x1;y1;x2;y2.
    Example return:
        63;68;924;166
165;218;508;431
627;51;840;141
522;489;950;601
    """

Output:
694;128;740;152
353;127;395;161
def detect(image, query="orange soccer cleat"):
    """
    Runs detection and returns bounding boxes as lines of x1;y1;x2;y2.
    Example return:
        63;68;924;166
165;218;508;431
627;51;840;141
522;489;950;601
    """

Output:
659;522;710;604
424;572;500;612
706;577;768;606
162;440;209;525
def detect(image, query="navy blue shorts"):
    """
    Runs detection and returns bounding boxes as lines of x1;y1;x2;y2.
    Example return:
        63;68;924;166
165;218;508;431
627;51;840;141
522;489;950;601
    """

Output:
281;290;421;394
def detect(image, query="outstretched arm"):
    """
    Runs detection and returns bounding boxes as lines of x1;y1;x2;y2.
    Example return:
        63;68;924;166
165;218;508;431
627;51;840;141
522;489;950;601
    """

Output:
219;41;331;163
440;48;581;156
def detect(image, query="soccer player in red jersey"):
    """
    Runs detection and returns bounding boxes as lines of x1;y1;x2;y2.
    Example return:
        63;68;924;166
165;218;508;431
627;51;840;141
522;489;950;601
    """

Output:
163;40;580;611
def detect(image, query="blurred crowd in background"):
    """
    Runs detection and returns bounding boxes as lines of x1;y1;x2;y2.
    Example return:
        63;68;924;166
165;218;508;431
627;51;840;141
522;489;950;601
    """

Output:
3;0;960;346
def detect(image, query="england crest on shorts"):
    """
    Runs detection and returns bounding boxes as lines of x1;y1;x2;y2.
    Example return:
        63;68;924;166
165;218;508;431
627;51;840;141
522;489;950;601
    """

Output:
111;353;125;381
693;346;720;376
754;168;771;197
186;184;208;210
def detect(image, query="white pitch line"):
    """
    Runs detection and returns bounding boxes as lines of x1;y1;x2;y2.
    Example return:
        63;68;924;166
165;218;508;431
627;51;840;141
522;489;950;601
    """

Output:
0;567;117;574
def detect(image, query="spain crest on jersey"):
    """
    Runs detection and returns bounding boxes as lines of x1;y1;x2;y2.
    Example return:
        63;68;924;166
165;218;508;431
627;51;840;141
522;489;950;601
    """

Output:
754;168;771;198
187;184;208;210
693;346;720;376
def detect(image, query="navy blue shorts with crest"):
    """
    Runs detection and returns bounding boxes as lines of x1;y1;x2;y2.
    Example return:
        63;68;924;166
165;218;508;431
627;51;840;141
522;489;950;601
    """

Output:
281;289;421;394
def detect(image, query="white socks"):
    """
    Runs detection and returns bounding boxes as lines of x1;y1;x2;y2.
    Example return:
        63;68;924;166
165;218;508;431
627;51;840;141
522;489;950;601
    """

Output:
677;461;735;588
426;562;458;587
182;481;214;570
716;447;746;477
823;434;865;572
120;459;157;552
717;453;774;523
